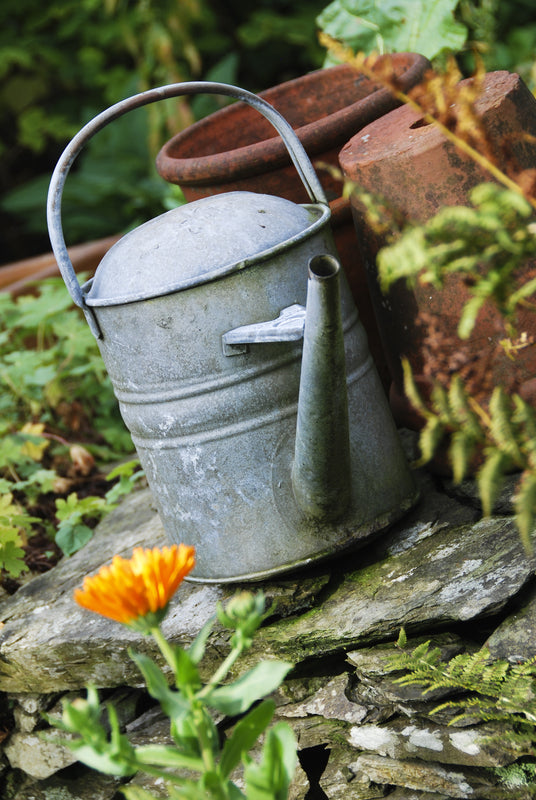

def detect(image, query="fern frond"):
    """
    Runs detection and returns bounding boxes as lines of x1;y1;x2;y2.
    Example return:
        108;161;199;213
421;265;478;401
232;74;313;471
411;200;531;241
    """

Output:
476;448;511;517
430;381;456;425
449;430;477;484
448;375;483;439
489;388;523;464
513;396;536;460
401;357;429;416
513;470;536;553
442;649;492;689
507;275;536;312
419;416;447;464
389;639;536;734
457;294;486;339
377;227;429;292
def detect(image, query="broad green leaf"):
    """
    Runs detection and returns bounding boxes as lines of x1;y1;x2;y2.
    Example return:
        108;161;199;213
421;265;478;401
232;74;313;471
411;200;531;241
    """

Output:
166;782;213;800
55;493;107;523
220;699;276;778
173;647;201;693
72;744;137;777
13;468;57;495
55;522;94;557
121;786;160;800
105;459;141;481
205;661;293;717
134;743;203;772
129;651;189;721
317;0;467;60
0;536;28;577
187;614;216;665
130;652;203;756
243;723;297;800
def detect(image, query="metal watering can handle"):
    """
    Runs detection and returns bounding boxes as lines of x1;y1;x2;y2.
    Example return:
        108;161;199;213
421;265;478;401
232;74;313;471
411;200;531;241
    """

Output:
47;81;328;310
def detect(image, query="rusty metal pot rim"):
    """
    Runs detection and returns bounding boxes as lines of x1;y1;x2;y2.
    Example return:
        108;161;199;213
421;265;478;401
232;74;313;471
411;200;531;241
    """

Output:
156;54;429;186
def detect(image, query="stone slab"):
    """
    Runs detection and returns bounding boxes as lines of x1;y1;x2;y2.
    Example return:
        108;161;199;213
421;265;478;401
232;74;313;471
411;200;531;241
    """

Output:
486;580;536;662
245;514;536;667
1;477;535;693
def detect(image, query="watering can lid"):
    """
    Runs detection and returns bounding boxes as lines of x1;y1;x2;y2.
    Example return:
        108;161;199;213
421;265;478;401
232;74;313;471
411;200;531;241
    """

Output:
84;191;328;307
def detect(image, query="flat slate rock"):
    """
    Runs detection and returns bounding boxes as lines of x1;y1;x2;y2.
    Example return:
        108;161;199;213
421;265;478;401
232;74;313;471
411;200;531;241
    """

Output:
245;514;536;667
0;477;534;694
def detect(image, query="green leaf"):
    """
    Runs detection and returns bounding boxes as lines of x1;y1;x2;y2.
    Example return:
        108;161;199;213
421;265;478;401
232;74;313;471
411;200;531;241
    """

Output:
514;471;536;553
489;388;523;464
55;493;107;523
396;628;407;648
220;699;276;778
55;522;94;557
477;449;510;518
457;294;486;339
121;786;160;800
419;415;446;464
129;651;190;721
72;744;137;777
134;743;203;773
449;430;476;484
205;661;293;717
317;0;467;60
173;647;201;693
243;723;297;800
188;614;216;666
401;358;429;417
0;534;28;577
166;782;213;800
508;275;536;310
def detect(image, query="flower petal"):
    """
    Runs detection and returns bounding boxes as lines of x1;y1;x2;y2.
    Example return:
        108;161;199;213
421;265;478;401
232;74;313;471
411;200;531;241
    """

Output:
74;544;196;625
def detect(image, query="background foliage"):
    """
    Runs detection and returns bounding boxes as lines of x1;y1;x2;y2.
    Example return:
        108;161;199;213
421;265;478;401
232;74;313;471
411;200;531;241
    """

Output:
1;0;535;265
0;0;327;263
1;0;536;575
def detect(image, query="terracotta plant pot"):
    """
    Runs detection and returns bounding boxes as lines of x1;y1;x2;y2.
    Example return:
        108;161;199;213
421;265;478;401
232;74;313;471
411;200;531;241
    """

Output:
156;55;431;389
0;235;120;297
339;70;536;427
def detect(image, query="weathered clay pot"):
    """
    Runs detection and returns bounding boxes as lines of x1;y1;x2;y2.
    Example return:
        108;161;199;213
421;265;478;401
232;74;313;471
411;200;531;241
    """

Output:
339;70;536;427
156;55;431;388
0;235;120;297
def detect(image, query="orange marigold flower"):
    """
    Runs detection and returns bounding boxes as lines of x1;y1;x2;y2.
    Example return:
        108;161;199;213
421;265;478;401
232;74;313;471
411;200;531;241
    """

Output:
74;544;196;631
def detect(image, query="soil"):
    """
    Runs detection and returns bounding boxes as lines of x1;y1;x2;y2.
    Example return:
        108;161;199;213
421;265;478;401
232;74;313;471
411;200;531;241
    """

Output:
0;462;127;600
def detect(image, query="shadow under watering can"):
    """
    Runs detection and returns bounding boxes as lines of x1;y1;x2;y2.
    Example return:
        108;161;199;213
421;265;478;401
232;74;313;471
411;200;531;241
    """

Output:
47;82;418;583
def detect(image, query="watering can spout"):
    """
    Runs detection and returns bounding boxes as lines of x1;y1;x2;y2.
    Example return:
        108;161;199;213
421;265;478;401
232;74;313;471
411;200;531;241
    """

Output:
292;254;352;521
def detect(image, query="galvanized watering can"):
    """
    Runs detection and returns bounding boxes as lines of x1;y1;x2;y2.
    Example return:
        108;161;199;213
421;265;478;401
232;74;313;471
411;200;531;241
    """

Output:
47;82;418;582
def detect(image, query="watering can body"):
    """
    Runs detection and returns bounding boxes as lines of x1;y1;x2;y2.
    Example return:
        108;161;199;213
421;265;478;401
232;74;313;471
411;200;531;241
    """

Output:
48;82;417;582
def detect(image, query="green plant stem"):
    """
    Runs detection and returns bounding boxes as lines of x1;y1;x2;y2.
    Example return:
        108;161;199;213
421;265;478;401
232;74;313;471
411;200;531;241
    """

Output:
150;626;219;780
197;646;243;700
150;625;178;674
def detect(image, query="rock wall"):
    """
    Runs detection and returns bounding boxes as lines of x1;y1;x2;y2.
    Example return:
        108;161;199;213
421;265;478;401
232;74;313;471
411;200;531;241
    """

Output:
1;448;535;799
